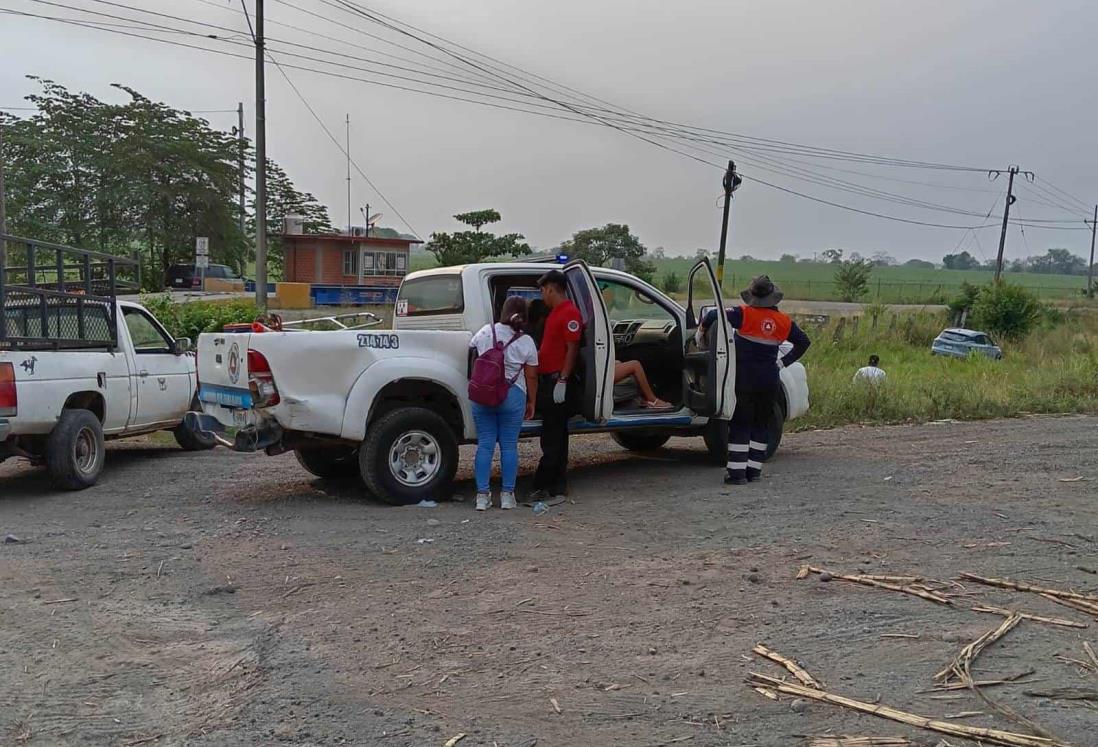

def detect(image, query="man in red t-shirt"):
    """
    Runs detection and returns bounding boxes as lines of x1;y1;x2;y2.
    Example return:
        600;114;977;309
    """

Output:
529;270;583;503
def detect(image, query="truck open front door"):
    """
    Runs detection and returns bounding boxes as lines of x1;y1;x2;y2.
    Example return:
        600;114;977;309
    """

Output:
562;260;615;423
685;257;734;419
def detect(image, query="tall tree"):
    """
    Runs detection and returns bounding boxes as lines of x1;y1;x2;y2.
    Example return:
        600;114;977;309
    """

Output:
424;209;529;266
248;159;335;276
559;223;654;281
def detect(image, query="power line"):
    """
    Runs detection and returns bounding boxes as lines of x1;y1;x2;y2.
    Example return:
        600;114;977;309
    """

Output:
264;51;421;238
8;2;1089;236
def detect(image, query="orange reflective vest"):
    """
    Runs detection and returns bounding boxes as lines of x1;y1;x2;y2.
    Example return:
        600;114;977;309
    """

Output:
736;305;792;346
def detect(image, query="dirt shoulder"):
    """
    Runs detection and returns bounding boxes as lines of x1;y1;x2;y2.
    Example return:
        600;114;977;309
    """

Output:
2;416;1096;746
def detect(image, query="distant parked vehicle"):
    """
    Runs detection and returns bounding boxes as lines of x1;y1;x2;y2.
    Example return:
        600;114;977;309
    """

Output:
931;328;1003;360
166;263;246;290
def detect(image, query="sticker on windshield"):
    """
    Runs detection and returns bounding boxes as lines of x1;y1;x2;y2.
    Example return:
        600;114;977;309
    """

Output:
395;299;409;317
358;333;400;350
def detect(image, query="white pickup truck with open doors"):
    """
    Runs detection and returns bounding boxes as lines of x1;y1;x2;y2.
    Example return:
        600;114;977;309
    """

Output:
0;236;213;489
191;257;809;505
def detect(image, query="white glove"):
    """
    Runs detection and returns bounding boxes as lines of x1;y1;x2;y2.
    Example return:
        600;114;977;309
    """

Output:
694;326;707;348
552;380;567;404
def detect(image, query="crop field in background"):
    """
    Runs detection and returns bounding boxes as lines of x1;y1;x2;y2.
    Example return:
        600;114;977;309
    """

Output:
410;252;1091;303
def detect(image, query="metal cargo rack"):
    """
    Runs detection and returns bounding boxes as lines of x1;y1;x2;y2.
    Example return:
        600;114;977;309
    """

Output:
0;234;139;351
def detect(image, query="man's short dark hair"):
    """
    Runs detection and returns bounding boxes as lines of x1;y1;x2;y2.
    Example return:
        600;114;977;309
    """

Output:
537;269;568;292
868;354;880;367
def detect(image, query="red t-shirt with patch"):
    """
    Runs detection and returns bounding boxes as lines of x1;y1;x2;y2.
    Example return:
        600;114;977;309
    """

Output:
538;299;583;374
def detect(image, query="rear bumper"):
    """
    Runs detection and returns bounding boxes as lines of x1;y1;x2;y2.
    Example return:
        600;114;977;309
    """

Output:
184;411;283;453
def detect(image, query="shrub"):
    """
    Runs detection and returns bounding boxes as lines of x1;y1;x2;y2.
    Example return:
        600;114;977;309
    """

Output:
142;296;259;340
947;281;982;319
833;259;873;302
661;272;683;294
970;283;1043;340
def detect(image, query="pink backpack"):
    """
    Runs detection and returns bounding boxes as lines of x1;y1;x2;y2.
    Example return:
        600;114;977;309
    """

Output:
468;324;524;407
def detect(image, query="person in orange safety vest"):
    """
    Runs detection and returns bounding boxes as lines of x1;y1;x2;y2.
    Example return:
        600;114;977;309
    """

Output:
698;275;810;485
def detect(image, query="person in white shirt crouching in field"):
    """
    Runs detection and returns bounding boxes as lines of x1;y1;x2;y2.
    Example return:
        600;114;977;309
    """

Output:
853;354;886;384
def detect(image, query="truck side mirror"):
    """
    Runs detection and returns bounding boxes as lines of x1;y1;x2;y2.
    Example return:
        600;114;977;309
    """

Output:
172;337;193;356
697;305;715;327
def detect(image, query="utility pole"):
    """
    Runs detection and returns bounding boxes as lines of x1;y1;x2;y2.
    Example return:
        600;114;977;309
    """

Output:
254;0;269;311
1087;204;1097;299
345;113;352;235
990;165;1034;283
715;160;741;288
236;101;244;248
0;120;7;257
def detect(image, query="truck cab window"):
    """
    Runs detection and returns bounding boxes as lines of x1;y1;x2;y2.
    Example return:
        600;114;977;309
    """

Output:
123;308;172;354
396;275;464;316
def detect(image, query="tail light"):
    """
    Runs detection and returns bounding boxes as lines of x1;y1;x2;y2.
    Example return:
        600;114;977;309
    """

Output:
247;349;280;407
0;363;16;417
192;276;201;288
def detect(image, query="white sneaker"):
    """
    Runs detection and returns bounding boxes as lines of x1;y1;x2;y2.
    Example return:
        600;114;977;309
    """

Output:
475;493;491;511
500;492;517;510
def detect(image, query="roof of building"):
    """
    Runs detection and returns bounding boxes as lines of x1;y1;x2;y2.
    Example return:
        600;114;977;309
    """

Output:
283;233;422;246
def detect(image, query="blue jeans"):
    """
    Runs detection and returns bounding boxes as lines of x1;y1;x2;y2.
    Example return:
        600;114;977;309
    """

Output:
471;384;526;493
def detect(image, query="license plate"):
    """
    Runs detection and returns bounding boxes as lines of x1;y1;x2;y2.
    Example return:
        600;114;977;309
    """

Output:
233;408;250;426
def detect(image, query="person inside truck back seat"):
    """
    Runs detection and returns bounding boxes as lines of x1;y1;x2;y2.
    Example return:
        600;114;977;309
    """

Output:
526;299;548;347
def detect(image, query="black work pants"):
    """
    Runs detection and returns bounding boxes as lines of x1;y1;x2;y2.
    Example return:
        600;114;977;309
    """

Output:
727;385;777;479
533;373;577;495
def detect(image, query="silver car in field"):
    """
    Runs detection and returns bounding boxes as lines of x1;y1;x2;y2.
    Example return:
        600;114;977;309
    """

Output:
931;328;1003;360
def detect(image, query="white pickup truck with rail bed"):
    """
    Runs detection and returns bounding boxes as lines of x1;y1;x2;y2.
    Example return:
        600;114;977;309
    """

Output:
1;236;213;489
192;258;808;505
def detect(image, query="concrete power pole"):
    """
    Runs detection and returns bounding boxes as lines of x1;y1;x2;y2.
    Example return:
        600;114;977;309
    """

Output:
1088;204;1097;299
0;120;7;257
991;165;1034;283
237;102;246;258
254;0;269;311
345;114;352;236
715;160;741;289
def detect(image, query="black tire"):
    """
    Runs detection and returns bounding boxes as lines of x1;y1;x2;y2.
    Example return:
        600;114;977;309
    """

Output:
295;446;360;479
45;409;105;490
611;431;671;452
763;400;785;462
702;418;729;465
359;407;458;506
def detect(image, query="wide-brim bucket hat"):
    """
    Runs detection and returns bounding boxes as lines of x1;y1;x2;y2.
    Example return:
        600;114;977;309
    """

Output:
740;275;784;307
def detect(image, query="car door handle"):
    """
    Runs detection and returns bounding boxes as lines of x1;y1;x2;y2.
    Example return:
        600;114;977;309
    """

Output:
139;370;149;379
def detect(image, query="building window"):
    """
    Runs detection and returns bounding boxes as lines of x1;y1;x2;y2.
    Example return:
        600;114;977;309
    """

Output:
343;249;358;276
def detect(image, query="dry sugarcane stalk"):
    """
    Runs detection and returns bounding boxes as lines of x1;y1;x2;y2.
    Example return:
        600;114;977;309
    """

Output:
1040;594;1098;619
935;613;1023;683
971;605;1088;629
1055;655;1097;673
923;670;1036;692
960;573;1098;604
807;567;952;605
1023;688;1098;701
1085;642;1098;671
745;673;1066;747
753;643;823;689
808;738;913;747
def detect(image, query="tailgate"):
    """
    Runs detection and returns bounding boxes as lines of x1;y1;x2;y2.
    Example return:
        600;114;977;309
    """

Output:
197;332;255;414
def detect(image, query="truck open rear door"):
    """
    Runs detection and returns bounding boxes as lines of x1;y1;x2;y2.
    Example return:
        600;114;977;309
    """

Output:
563;260;615;422
685;258;734;418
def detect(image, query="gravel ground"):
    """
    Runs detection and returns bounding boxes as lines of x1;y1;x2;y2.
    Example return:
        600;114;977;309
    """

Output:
1;416;1096;746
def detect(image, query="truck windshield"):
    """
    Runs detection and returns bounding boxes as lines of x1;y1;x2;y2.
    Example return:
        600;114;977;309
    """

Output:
396;275;464;317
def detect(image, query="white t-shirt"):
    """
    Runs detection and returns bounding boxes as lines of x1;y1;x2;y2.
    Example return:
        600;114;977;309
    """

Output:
853;365;886;383
470;323;539;392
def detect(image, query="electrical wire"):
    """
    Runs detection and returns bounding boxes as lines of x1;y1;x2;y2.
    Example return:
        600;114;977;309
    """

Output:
7;2;1090;234
264;51;421;238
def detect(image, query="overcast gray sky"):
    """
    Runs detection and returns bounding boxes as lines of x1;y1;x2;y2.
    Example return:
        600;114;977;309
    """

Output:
1;0;1095;262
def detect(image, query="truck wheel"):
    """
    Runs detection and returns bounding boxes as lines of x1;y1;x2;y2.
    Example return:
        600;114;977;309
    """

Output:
763;401;785;462
611;431;671;452
295;446;360;479
360;407;458;506
45;409;105;490
702;418;729;465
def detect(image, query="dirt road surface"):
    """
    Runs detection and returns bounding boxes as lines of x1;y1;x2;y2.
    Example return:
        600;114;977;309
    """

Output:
2;417;1096;746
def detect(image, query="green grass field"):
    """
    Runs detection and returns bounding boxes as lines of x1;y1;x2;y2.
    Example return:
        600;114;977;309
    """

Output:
409;252;1090;303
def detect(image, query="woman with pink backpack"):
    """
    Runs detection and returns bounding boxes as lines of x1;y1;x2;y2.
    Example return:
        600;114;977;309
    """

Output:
468;296;539;511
